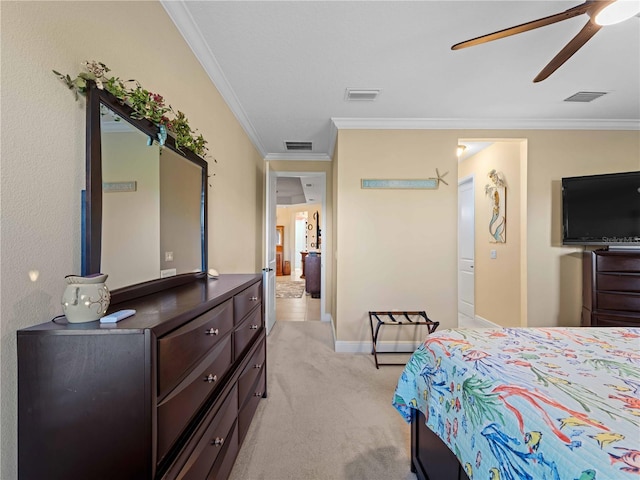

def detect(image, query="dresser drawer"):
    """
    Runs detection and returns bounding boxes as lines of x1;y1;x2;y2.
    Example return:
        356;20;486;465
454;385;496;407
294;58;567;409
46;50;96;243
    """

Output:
175;386;238;480
238;340;266;406
157;337;233;463
592;312;640;327
596;254;640;273
158;299;234;398
238;370;266;445
234;308;262;358
597;273;640;293
206;423;239;480
233;282;262;324
596;291;640;312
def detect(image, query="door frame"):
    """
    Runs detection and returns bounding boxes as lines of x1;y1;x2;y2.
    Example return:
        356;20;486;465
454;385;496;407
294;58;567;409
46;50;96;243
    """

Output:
458;174;475;327
265;170;327;322
264;162;277;334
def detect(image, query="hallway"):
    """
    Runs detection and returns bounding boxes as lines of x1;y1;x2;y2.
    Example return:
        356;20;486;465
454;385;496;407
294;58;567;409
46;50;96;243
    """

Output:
275;269;322;322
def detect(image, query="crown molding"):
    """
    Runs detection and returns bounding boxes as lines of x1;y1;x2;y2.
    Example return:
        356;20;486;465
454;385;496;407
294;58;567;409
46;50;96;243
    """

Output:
161;1;639;164
331;117;640;131
161;0;267;157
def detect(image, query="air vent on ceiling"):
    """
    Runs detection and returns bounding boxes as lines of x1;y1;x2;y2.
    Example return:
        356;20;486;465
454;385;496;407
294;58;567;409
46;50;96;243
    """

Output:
564;91;607;103
285;141;312;151
345;88;381;101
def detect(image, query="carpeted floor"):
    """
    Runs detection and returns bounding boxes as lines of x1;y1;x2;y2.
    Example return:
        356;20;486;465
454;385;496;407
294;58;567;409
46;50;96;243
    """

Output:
228;321;417;480
275;280;306;298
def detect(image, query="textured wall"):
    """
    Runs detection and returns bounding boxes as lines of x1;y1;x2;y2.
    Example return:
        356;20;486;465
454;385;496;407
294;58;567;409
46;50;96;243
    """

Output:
0;2;263;477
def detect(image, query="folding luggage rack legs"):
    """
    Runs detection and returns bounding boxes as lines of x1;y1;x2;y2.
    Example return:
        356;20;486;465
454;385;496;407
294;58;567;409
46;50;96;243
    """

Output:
368;311;439;369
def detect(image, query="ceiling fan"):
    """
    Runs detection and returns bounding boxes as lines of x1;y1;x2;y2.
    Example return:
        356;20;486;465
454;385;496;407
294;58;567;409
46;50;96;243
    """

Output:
451;0;640;82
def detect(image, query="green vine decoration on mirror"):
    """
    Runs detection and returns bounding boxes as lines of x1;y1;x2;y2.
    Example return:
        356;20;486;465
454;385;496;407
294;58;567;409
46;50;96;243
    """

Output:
53;61;208;158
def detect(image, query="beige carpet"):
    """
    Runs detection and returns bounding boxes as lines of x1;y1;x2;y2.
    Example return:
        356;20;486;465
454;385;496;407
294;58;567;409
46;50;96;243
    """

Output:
228;321;417;480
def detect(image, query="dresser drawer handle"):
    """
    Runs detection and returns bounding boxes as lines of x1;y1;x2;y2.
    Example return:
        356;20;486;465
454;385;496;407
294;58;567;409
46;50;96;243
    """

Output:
254;392;263;397
205;328;219;336
249;324;259;330
204;374;218;383
250;296;258;301
254;363;262;369
211;437;225;447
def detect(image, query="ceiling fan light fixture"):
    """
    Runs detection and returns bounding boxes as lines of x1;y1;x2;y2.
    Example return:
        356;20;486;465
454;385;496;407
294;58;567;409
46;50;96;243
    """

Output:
593;0;640;26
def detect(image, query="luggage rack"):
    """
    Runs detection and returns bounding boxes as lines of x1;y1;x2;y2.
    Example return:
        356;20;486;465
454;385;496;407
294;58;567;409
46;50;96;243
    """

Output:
368;311;439;369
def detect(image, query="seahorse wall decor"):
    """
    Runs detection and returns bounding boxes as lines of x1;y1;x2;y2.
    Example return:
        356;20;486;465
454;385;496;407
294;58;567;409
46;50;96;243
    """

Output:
485;169;506;243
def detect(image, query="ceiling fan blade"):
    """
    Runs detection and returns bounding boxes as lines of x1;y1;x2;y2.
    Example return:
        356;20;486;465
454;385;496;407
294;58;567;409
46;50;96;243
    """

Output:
451;2;592;50
533;20;602;82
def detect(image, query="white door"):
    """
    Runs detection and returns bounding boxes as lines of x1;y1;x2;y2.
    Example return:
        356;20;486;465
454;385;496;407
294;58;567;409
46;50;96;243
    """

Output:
458;176;475;326
264;163;277;334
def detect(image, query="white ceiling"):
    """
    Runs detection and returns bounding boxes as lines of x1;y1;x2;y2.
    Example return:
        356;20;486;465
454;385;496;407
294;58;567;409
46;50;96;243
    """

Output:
275;174;324;205
162;1;640;162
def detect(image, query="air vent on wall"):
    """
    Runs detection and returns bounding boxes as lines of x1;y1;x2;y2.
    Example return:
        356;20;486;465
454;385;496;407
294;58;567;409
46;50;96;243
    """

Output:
285;141;312;151
345;88;381;101
564;91;607;103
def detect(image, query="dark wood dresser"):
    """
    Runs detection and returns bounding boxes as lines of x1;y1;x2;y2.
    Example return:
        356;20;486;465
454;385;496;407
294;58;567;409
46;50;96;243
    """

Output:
17;274;266;480
305;253;321;298
582;249;640;327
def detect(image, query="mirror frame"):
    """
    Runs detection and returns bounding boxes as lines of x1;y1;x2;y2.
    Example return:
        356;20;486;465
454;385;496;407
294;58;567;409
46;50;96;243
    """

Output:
84;82;208;304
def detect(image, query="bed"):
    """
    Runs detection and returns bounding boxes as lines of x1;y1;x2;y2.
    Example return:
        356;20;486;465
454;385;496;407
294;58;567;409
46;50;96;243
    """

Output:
393;327;640;480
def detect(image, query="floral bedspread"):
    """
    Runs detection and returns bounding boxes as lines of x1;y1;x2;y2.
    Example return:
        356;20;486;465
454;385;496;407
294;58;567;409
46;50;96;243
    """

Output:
393;327;640;480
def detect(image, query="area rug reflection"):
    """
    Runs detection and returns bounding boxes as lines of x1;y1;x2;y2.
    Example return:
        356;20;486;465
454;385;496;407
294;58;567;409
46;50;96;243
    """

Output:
393;327;640;480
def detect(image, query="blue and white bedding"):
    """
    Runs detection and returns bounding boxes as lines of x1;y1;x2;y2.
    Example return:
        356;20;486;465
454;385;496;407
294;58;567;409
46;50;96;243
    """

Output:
393;327;640;480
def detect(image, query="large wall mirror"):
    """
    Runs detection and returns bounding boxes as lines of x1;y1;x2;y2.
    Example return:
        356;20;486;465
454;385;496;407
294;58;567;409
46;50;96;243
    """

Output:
84;83;207;300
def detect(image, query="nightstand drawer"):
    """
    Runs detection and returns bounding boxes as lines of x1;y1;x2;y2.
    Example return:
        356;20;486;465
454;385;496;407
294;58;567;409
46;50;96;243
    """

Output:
157;337;233;463
158;299;233;398
233;283;262;324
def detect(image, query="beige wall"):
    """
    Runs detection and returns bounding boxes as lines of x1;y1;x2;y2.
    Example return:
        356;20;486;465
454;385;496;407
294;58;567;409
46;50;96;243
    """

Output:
102;131;161;289
0;2;263;477
335;130;458;347
333;129;639;349
160;149;203;276
458;140;524;327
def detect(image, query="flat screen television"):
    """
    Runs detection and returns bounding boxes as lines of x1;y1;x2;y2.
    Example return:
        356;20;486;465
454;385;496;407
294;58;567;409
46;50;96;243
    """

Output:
562;171;640;246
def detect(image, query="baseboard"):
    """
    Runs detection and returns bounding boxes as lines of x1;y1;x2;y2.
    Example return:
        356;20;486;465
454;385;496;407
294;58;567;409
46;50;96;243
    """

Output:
334;340;423;354
458;315;500;328
334;315;501;352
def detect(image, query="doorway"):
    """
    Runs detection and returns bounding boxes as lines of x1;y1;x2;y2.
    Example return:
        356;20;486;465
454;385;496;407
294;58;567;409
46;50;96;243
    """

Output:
457;138;527;328
269;171;327;323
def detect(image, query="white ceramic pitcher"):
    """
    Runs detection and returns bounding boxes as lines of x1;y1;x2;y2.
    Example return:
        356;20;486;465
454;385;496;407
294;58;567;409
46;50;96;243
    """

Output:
61;274;110;323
